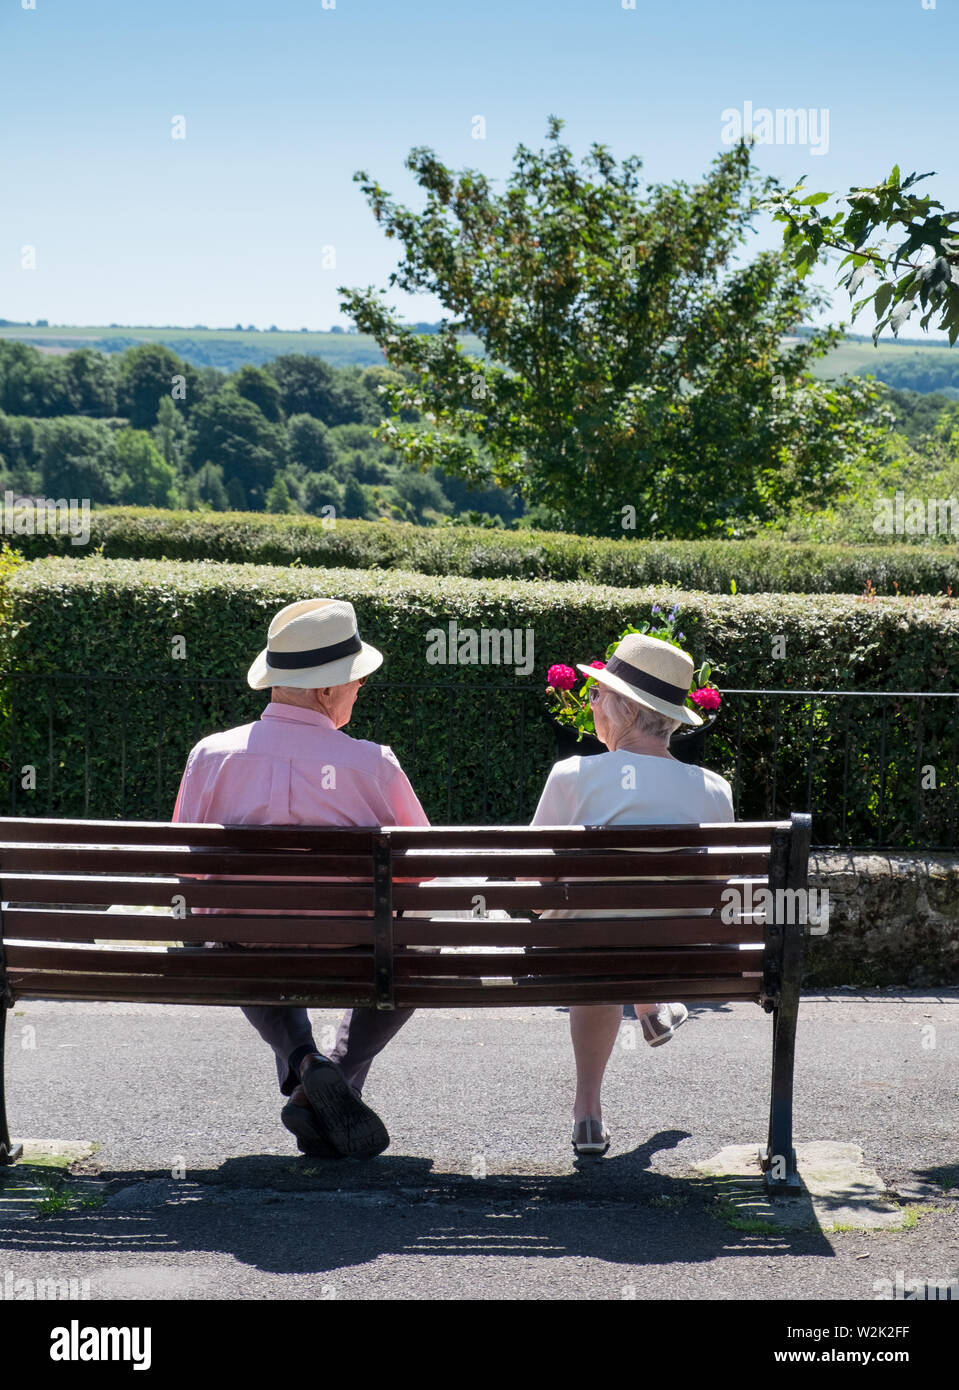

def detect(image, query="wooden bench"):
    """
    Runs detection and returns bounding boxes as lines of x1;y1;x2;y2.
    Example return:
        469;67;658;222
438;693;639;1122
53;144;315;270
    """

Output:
0;812;812;1192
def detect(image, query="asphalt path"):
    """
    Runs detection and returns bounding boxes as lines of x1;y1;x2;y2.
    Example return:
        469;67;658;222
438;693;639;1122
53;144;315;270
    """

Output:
2;992;956;1301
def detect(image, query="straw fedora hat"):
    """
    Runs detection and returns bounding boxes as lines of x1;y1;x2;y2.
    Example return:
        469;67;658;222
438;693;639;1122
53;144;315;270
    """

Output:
577;633;702;727
247;599;383;690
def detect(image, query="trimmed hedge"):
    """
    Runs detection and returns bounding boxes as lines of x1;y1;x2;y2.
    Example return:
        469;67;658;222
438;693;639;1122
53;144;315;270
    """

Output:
6;506;959;595
3;557;958;844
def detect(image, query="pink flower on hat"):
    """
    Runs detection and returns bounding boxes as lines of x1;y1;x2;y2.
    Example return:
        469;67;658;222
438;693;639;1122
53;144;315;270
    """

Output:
547;664;578;691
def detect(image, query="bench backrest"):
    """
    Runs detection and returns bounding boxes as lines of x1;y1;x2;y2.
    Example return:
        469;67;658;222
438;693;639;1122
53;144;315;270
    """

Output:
0;815;811;1010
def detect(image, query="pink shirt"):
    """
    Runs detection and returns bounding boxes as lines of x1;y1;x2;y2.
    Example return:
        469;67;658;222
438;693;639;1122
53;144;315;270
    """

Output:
171;702;429;928
172;701;429;830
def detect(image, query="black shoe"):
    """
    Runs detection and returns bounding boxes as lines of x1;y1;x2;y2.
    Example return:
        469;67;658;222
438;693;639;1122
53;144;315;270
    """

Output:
280;1099;340;1158
299;1055;390;1159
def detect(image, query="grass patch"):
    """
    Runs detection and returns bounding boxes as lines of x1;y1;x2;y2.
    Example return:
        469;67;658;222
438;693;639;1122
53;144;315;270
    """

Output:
35;1183;78;1216
34;1180;104;1217
900;1203;939;1228
712;1199;790;1235
821;1203;940;1234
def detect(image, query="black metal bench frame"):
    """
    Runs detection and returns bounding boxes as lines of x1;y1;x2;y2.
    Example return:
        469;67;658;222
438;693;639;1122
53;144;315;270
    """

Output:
0;812;812;1193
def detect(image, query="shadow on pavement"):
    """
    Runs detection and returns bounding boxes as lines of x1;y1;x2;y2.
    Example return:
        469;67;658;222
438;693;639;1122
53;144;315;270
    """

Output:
0;1129;836;1278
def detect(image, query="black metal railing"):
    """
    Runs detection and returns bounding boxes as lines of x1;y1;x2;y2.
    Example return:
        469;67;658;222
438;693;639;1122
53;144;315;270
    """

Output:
2;675;957;850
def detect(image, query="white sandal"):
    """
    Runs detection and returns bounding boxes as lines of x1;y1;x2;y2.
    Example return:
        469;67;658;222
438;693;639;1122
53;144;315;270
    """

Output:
572;1116;610;1155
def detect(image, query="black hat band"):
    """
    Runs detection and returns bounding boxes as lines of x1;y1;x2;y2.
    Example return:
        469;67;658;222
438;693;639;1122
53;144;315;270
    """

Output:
604;654;689;706
266;632;363;670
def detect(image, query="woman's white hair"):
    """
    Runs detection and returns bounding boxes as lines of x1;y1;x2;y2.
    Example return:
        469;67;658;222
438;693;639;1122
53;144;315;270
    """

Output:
600;688;680;746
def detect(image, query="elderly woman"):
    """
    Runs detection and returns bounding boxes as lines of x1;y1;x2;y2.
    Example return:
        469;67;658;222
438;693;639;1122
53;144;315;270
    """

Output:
530;632;735;1156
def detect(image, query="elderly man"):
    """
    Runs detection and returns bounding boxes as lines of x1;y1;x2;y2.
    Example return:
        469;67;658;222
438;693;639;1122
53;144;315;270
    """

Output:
172;598;429;1159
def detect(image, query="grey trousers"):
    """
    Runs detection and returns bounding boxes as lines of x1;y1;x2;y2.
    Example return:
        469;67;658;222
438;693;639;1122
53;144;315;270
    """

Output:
241;1004;417;1097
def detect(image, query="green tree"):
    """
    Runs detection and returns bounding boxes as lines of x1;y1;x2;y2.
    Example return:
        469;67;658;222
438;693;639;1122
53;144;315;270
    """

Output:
115;429;179;507
0;341;52;415
118;343;198;429
767;166;959;344
226;476;248;511
287;413;338;472
303;470;344;516
433;464;522;522
342;475;370;519
195;462;230;511
265;475;295;513
39;417;120;502
361;365;412;417
0;412;40;492
392;468;451;523
333;367;379;426
188;388;284;509
152;395;189;471
181;474;201;510
61;348;118;417
35;359;74;416
268;355;341;421
267;355;374;426
340;118;886;537
232;364;284;422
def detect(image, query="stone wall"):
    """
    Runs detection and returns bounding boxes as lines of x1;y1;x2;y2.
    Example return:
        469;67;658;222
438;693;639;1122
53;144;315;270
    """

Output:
805;852;959;987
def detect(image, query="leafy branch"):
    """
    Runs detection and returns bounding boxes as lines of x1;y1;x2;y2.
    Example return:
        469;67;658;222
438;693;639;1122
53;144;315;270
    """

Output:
765;166;959;345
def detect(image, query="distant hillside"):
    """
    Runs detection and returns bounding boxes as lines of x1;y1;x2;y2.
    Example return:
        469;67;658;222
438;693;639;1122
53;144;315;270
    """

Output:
0;324;478;372
807;336;959;397
0;322;955;392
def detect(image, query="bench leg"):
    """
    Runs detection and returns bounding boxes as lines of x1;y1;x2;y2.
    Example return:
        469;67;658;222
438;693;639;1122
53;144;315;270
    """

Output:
0;999;23;1166
760;986;801;1196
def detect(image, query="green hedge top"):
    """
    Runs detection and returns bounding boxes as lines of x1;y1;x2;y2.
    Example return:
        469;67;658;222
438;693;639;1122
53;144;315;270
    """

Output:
5;506;959;596
6;555;959;691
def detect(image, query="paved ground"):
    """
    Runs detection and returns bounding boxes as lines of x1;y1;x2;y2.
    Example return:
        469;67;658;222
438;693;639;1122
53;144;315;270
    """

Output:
1;991;957;1301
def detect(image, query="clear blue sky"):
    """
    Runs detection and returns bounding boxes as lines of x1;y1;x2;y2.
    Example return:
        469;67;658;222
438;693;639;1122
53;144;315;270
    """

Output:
1;0;955;338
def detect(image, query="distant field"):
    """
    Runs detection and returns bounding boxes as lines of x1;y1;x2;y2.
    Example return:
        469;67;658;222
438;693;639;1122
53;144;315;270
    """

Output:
0;325;393;369
0;324;482;370
808;339;959;396
0;323;954;390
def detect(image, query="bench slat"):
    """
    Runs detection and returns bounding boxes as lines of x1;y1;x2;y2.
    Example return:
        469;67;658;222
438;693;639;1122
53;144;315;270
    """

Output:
389;823;783;848
6;975;374;1006
394;976;763;1007
394;851;769;877
1;909;765;948
393;949;764;977
0;819;784;849
4;945;374;979
6;972;761;1008
0;818;378;850
1;875;374;910
393;882;732;910
1;908;377;945
4;877;737;911
395;917;764;947
7;945;763;980
0;845;373;876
